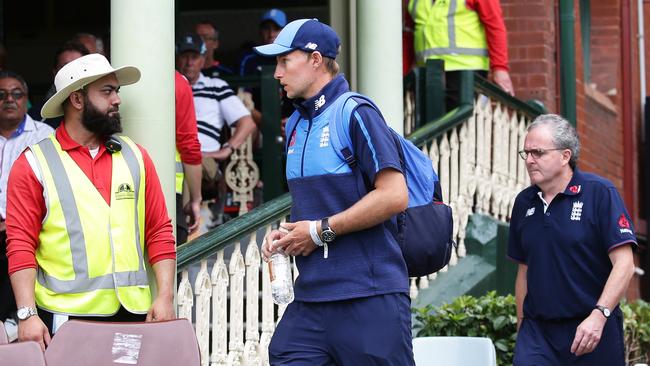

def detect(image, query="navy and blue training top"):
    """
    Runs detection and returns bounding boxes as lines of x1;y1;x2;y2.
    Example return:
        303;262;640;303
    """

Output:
285;75;409;302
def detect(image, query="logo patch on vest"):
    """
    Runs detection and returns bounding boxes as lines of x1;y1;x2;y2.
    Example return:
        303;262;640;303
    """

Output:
115;183;135;200
525;207;535;217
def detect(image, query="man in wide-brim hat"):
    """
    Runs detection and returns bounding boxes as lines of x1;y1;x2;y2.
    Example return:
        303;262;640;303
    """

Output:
6;54;176;350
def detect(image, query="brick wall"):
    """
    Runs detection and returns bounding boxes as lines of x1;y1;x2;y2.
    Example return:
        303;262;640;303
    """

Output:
501;0;558;113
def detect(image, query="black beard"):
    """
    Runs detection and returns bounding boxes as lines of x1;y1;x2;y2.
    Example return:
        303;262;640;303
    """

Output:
81;100;122;140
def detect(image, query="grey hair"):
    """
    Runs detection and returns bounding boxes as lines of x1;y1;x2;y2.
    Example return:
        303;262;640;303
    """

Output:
527;114;580;169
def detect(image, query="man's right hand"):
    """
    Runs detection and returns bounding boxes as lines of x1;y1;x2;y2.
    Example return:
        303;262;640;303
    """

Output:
19;316;51;352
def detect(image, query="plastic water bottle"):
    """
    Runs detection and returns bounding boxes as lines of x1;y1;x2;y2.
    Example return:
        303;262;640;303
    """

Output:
269;251;294;305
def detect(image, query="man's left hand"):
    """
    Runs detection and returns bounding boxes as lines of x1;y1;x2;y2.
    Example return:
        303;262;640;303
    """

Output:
146;296;176;322
184;200;201;234
204;147;232;161
571;309;606;356
273;221;318;257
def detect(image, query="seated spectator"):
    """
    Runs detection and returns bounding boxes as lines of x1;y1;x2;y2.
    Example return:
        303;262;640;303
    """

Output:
72;32;104;55
194;21;234;78
239;8;294;128
0;71;54;325
176;33;256;226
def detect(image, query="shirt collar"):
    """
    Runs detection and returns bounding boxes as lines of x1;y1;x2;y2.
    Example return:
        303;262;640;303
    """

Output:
294;74;350;120
55;122;107;156
562;169;584;196
194;72;209;87
9;116;28;138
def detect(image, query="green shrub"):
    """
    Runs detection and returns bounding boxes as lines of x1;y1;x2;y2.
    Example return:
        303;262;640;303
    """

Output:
413;293;650;366
412;291;517;366
622;300;650;364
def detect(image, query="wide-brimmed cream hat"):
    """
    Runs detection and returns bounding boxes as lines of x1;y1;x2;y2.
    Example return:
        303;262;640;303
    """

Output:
41;53;141;118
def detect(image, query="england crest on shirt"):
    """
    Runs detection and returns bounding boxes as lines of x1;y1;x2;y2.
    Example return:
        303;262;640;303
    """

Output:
618;214;633;235
570;201;583;221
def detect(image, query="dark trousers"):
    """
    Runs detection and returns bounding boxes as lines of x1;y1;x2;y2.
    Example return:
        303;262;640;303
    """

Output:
39;306;147;336
513;313;625;366
444;70;488;112
0;230;16;321
176;193;188;245
269;293;415;366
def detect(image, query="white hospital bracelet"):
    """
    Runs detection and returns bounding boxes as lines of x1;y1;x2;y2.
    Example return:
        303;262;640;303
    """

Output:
309;220;325;247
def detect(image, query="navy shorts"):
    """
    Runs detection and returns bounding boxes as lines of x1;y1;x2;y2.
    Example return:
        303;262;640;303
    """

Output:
513;312;625;366
269;293;415;366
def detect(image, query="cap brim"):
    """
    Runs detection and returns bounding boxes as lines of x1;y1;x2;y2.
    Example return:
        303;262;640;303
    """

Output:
41;65;141;119
254;43;293;57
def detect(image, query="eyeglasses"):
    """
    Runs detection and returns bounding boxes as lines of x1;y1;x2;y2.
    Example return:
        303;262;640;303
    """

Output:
0;89;26;101
518;148;565;160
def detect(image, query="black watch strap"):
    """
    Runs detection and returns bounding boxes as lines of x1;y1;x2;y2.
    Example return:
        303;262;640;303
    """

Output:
320;218;336;243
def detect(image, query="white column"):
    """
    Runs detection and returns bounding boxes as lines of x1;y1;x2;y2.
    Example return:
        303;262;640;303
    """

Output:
111;0;176;223
356;0;403;135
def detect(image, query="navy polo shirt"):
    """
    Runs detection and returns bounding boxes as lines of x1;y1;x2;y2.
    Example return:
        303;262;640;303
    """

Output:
508;169;637;320
285;75;409;302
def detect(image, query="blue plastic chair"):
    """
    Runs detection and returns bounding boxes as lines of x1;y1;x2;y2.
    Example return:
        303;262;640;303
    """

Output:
413;336;498;366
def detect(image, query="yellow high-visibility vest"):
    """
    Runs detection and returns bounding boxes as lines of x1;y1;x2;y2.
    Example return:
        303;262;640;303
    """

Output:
409;0;489;71
30;135;151;316
175;150;184;194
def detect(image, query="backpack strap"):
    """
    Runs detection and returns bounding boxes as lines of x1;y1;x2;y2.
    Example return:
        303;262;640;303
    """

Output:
329;91;387;169
284;110;302;152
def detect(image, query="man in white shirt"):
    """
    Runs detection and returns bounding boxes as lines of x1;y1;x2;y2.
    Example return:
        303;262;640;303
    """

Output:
0;71;53;330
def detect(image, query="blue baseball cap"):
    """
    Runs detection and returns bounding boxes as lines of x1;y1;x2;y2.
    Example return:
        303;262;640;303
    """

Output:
254;19;341;59
176;33;206;55
260;8;287;28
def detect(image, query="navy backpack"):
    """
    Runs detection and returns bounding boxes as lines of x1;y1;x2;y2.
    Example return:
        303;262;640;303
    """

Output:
286;91;455;277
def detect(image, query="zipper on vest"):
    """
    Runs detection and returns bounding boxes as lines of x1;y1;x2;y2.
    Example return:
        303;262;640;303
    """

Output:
299;117;314;177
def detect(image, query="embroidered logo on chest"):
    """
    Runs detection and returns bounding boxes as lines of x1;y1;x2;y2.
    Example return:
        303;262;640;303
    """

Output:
570;201;583;221
315;95;326;111
525;207;535;217
319;126;330;148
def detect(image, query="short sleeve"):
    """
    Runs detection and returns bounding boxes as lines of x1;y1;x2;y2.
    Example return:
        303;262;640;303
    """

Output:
507;194;527;263
598;186;637;252
219;89;251;127
348;103;403;186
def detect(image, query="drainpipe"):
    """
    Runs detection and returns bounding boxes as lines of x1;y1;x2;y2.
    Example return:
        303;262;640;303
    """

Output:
621;0;636;216
636;0;646;142
559;0;577;125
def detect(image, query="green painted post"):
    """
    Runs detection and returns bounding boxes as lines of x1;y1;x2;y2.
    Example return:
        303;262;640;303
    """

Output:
496;222;517;295
425;59;445;122
458;70;475;107
260;65;285;201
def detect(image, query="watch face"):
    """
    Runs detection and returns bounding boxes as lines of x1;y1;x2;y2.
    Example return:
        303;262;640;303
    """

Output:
603;308;611;317
17;308;29;320
321;230;336;243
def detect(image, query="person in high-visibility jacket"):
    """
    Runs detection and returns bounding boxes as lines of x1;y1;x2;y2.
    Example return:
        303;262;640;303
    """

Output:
408;0;514;106
6;54;176;351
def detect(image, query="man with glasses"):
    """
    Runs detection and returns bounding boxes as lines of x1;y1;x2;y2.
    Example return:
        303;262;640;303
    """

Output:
0;71;53;334
194;21;233;78
508;114;635;365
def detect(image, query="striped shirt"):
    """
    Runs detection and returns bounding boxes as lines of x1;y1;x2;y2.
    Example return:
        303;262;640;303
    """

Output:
191;73;250;153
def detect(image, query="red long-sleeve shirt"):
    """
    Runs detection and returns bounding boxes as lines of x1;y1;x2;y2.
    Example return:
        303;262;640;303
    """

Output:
175;71;202;165
467;0;509;71
6;125;176;274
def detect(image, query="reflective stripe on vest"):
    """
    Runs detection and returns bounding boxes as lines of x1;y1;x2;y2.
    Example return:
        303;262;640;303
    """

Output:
31;135;150;315
175;149;184;194
409;0;489;71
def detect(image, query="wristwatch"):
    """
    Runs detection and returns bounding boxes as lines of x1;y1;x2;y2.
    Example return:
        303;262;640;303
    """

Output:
16;306;38;321
320;218;337;243
595;305;611;318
